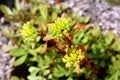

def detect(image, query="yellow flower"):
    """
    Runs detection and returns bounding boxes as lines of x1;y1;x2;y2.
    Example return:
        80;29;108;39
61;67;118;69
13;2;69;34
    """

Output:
48;17;72;40
20;22;37;42
62;47;84;68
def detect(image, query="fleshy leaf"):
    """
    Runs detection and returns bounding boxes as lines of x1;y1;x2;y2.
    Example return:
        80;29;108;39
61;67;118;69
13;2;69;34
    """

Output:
0;5;12;15
10;76;20;80
40;43;47;54
14;55;27;66
10;48;27;57
105;31;114;46
28;66;40;75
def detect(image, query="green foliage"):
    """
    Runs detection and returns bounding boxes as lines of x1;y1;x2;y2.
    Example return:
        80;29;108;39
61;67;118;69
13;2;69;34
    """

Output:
53;64;67;77
27;66;42;80
10;76;20;80
105;54;120;80
0;5;13;15
10;48;27;57
39;4;48;22
92;24;101;37
104;31;115;46
1;0;120;80
73;25;90;45
14;54;28;66
15;0;20;11
110;38;120;51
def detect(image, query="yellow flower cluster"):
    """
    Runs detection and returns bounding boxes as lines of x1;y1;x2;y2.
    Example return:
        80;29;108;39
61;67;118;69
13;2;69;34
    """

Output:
48;17;72;40
20;22;37;42
62;47;84;68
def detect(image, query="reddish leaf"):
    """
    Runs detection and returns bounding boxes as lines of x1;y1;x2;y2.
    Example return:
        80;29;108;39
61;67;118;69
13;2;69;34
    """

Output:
77;45;85;51
77;24;86;30
84;45;88;51
40;43;47;54
55;0;61;4
43;35;53;41
75;64;80;74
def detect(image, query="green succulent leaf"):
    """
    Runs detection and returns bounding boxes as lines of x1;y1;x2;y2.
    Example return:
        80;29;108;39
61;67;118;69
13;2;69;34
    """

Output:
14;54;27;66
52;12;57;22
39;4;48;21
57;64;66;72
67;77;73;80
116;54;120;60
29;66;40;75
105;31;115;46
73;29;84;45
83;16;90;23
44;55;51;65
81;36;89;44
92;25;101;37
53;64;67;77
113;60;120;69
53;69;66;77
0;5;13;15
15;0;20;11
10;76;20;80
110;38;120;51
43;69;50;76
10;48;27;57
27;75;42;80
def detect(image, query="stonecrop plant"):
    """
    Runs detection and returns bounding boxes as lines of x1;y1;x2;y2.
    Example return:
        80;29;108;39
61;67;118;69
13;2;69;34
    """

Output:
20;16;85;69
1;0;120;80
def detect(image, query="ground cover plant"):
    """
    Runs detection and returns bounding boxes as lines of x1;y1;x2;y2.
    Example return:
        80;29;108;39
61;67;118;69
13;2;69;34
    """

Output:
1;0;120;80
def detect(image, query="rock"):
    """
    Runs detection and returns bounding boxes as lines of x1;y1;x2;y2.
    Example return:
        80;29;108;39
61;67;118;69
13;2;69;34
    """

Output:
0;19;15;80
